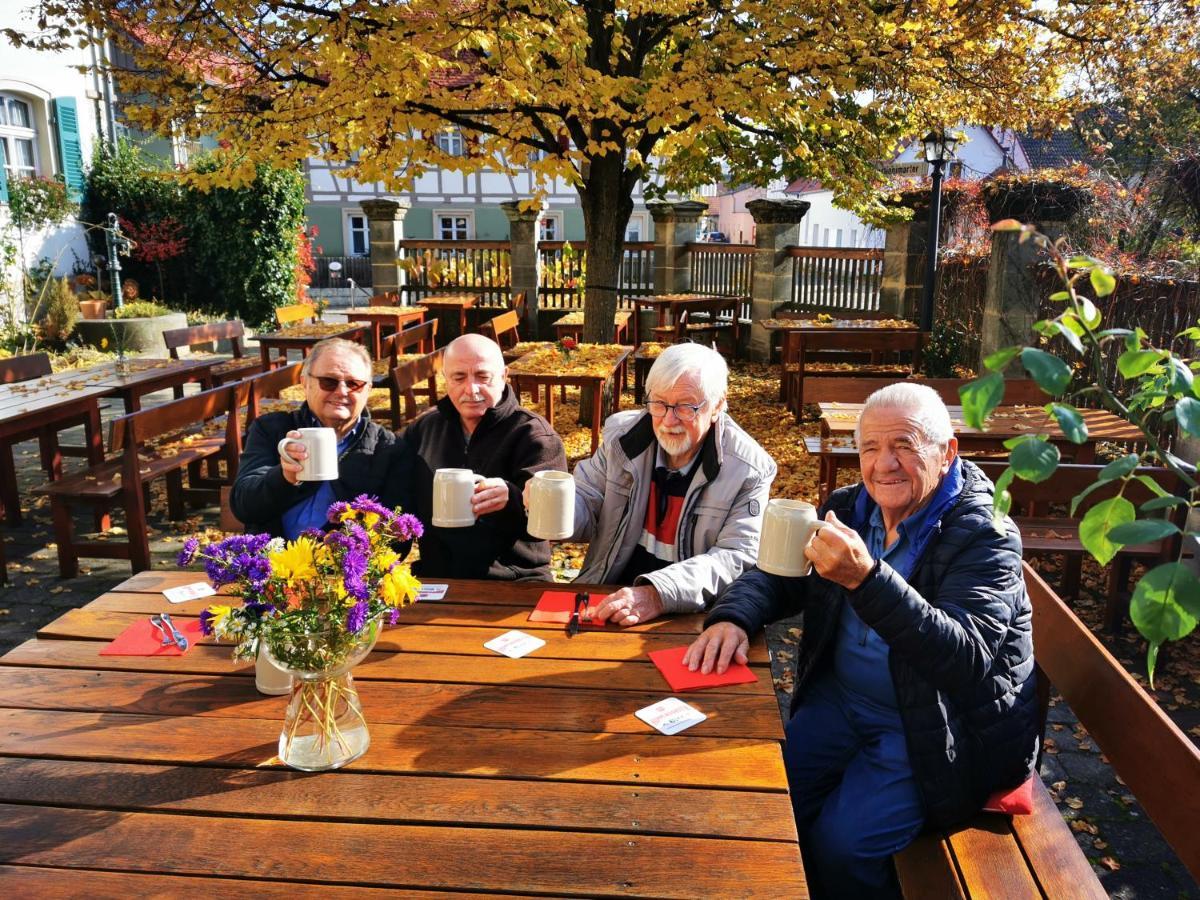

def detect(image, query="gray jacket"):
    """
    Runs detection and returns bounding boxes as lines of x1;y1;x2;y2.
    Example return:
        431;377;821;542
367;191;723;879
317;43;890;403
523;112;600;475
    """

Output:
571;409;777;612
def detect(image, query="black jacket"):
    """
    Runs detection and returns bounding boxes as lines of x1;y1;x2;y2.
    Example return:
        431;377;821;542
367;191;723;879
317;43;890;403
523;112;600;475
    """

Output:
706;459;1039;829
398;386;567;580
231;405;410;537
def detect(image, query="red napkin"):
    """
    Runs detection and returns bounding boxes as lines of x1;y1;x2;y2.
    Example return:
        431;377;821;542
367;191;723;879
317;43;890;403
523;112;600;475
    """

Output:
982;777;1034;815
100;617;205;656
528;590;606;627
648;645;759;691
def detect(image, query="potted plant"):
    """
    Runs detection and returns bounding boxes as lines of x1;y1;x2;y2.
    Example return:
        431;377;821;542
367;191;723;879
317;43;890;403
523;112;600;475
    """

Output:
78;290;110;320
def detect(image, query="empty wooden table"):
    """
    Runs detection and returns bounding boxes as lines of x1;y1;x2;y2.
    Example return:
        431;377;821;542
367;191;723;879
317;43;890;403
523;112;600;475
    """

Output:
337;305;427;358
633;293;733;346
256;322;371;369
0;573;807;897
417;292;480;339
553;309;632;345
508;343;634;453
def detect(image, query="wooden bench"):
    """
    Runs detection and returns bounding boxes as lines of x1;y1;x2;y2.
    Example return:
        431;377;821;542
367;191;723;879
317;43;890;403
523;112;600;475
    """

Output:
896;562;1200;897
391;350;444;424
801;376;1047;408
162;320;265;397
651;295;742;355
275;303;316;328
974;461;1184;627
35;382;245;577
784;330;928;418
242;361;305;425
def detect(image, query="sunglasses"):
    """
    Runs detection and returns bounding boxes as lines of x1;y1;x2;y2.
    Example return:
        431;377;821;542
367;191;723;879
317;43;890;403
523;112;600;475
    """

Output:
309;374;369;393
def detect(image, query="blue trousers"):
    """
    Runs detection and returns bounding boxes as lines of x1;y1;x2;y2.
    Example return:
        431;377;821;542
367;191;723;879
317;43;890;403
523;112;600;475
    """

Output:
783;676;925;899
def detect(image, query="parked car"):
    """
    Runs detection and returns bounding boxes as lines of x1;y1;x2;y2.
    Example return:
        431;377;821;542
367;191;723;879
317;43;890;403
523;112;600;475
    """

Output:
700;231;730;243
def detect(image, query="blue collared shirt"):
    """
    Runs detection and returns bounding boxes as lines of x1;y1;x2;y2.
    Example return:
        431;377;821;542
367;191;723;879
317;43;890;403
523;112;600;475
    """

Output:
832;457;964;708
280;413;365;541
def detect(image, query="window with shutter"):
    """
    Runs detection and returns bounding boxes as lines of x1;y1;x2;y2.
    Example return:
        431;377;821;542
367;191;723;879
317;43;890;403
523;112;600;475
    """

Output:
52;97;84;197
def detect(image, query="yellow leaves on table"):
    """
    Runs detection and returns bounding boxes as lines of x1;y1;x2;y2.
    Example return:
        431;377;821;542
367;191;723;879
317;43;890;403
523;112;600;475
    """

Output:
265;323;360;339
508;343;629;378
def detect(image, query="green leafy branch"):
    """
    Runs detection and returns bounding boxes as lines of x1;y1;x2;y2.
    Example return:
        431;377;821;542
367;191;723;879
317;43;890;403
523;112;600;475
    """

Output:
960;219;1200;685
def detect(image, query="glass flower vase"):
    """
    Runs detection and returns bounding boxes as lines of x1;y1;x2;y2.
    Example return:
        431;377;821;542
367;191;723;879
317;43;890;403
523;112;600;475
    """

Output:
264;616;381;772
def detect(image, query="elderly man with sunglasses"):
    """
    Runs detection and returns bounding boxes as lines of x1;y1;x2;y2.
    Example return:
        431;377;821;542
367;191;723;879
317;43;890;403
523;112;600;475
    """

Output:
232;338;408;538
559;342;775;626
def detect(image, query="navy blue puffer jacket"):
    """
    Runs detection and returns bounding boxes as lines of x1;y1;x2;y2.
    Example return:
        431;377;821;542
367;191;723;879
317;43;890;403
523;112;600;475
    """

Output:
706;459;1039;829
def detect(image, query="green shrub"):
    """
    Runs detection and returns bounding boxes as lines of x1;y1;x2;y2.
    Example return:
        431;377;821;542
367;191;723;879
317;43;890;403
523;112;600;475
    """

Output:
38;277;80;346
922;322;967;378
114;300;172;319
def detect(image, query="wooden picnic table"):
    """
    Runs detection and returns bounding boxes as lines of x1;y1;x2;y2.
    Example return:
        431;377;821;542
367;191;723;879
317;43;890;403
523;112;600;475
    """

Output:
416;292;480;338
553;309;632;345
255;322;371;370
632;293;734;346
336;305;427;358
508;344;634;454
809;403;1143;501
0;572;806;896
0;358;219;525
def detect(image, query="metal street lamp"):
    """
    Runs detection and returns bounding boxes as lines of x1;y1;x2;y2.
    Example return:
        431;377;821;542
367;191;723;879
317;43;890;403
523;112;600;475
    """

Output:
919;129;959;332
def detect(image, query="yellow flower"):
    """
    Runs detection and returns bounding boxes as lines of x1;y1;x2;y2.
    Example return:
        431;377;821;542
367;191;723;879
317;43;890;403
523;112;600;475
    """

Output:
268;536;318;585
374;548;400;572
381;564;420;607
203;604;233;635
100;337;109;349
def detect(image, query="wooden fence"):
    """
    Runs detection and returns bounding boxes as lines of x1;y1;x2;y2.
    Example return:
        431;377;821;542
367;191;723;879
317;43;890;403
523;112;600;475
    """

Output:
396;240;513;305
536;241;656;310
311;256;373;289
788;247;884;312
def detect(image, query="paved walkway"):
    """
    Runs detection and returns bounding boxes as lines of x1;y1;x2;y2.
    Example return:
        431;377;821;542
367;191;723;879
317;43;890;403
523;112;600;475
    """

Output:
0;371;1195;897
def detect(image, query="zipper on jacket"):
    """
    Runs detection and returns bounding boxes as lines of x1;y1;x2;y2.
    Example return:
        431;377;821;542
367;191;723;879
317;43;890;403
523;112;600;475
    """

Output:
677;476;708;560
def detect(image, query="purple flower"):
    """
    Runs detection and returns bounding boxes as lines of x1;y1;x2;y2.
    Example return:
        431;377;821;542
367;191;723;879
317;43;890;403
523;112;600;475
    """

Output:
243;600;277;619
326;500;351;522
199;608;217;636
388;512;424;541
346;599;369;634
351;494;390;519
341;547;369;600
388;607;400;626
177;536;200;567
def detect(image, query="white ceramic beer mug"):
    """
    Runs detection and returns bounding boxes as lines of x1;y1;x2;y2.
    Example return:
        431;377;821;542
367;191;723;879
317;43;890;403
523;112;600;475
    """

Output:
527;470;575;540
432;468;486;527
277;427;338;481
757;499;825;577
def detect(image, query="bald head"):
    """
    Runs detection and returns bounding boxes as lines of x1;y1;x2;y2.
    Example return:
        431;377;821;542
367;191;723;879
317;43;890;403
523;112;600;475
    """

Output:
443;333;509;434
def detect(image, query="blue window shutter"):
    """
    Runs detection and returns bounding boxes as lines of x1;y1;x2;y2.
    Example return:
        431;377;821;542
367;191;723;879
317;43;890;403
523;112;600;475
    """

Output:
0;141;8;203
52;97;84;198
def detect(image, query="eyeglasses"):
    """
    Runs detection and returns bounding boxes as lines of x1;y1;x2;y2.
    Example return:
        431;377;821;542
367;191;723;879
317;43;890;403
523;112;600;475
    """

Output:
308;374;368;393
646;399;707;422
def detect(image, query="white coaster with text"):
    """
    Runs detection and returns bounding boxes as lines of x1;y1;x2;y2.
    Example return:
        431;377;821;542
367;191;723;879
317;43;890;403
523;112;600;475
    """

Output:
162;582;217;604
483;630;546;659
417;583;449;601
635;697;707;735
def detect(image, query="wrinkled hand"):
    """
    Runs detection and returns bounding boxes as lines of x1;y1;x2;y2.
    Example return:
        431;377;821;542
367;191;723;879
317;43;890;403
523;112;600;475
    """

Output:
589;584;665;627
683;622;750;675
806;510;874;590
279;430;306;485
472;477;511;517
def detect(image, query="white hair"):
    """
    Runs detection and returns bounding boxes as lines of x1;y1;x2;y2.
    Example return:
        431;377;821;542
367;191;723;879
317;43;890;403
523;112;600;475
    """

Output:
854;382;954;448
302;338;371;377
644;342;728;405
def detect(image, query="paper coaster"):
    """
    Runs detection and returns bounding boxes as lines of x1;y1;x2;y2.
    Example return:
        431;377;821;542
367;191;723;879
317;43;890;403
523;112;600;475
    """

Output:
417;583;449;601
162;582;216;604
483;630;546;659
635;697;707;735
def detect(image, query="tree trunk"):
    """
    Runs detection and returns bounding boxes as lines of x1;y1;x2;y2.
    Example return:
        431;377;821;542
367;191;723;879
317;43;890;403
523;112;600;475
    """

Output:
576;153;635;427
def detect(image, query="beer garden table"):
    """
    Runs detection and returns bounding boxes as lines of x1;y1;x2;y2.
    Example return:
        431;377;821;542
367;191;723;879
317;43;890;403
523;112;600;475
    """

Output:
255;322;372;369
415;292;480;339
553;309;633;345
0;572;807;896
508;344;634;454
631;293;734;346
335;305;427;358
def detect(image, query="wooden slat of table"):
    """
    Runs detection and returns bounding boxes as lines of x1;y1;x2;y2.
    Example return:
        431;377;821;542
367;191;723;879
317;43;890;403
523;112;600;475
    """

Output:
2;639;772;694
36;608;771;666
0;865;482;899
0;666;782;739
0;803;806;897
0;756;798;842
0;707;787;790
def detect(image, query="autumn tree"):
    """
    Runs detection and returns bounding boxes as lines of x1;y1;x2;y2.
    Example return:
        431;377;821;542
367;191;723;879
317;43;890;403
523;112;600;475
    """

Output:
8;0;1197;343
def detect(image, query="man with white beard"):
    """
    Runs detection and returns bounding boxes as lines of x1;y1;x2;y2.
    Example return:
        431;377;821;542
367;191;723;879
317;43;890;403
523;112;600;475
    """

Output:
555;342;776;625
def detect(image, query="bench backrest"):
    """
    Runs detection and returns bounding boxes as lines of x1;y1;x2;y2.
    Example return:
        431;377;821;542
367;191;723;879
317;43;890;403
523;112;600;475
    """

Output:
385;318;439;357
162;320;247;359
242;361;305;424
798;330;927;353
275;303;316;327
510;290;527;324
110;381;245;454
1025;562;1200;881
802;376;1046;406
776;308;899;321
974;461;1184;517
369;292;400;307
0;352;52;384
481;310;520;350
391;350;444;421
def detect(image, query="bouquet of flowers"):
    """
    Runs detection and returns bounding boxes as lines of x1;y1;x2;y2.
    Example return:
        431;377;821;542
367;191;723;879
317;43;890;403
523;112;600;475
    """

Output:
179;495;424;670
556;335;577;361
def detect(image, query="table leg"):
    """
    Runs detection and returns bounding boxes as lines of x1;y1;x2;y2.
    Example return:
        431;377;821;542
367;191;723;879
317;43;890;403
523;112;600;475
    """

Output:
591;382;602;454
545;380;555;425
632;301;641;346
86;401;110;531
371;321;382;358
1076;442;1096;464
0;445;21;526
260;344;272;371
460;309;468;337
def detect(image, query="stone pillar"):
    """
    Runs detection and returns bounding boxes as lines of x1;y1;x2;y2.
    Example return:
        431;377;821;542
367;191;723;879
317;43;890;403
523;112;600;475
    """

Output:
746;198;810;362
977;219;1071;373
360;199;410;297
877;208;932;320
647;199;709;294
501;199;544;338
